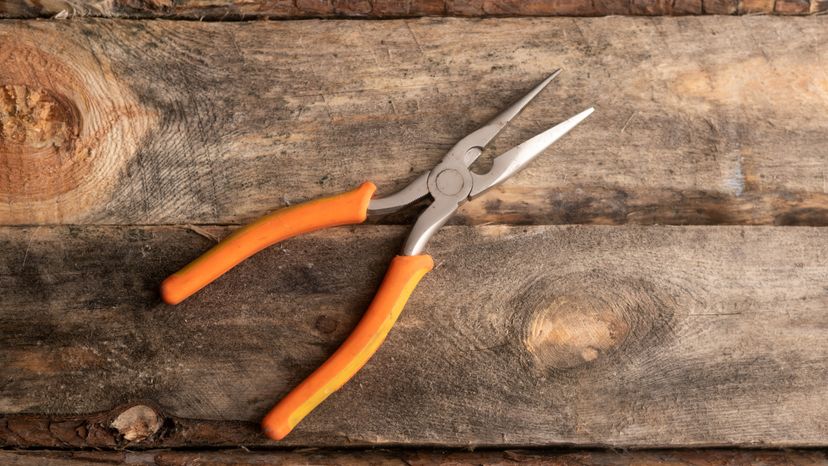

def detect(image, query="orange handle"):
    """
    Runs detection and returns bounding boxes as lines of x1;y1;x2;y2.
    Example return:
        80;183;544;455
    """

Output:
261;254;434;440
161;182;377;305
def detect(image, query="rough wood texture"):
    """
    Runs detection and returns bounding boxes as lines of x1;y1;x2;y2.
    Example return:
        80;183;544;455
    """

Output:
1;448;826;465
0;17;827;226
0;0;825;18
1;225;826;447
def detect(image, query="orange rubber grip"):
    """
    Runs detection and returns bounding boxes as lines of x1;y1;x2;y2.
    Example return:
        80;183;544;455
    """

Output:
161;182;377;305
261;254;434;440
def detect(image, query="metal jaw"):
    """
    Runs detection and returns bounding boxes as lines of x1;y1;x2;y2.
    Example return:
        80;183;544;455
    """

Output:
368;71;594;256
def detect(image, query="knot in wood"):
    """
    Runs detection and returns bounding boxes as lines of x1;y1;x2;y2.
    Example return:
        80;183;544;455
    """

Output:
315;314;338;334
0;84;78;155
110;405;163;442
526;294;631;369
0;39;154;221
0;81;86;202
520;272;676;372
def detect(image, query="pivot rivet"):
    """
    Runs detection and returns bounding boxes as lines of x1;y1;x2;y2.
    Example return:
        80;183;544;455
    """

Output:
435;169;464;196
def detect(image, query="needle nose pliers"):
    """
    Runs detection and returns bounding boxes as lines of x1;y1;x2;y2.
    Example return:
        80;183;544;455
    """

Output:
160;70;593;440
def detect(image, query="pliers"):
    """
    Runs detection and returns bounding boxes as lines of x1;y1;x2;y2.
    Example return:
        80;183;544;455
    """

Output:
160;70;593;440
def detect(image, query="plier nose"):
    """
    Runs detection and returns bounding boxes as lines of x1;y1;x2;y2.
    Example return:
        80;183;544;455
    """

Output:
160;70;593;440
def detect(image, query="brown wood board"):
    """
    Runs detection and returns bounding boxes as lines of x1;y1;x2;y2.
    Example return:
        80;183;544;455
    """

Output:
0;0;824;19
1;448;827;465
0;17;827;226
1;225;826;447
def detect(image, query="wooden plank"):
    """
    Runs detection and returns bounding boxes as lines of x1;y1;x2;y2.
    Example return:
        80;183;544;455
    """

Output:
1;448;826;466
1;225;826;447
0;17;827;226
3;0;822;19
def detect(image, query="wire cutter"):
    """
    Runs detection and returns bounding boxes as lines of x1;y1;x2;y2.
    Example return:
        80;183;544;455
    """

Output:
160;70;593;440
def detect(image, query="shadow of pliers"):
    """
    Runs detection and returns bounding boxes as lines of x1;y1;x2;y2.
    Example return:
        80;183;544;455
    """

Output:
160;69;593;440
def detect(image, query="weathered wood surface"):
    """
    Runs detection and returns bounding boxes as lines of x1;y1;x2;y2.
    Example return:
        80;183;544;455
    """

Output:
1;448;826;466
1;17;827;226
0;0;824;19
1;225;826;447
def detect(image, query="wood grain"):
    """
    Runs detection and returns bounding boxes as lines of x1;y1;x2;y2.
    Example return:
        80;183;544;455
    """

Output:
1;448;826;465
0;0;825;19
1;225;826;447
0;17;827;226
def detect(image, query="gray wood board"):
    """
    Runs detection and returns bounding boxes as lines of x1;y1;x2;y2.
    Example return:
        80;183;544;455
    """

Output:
1;448;827;465
0;17;826;225
1;225;826;447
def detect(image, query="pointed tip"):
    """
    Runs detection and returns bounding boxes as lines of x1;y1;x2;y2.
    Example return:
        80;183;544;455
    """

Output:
469;105;593;199
456;70;563;165
570;107;595;123
539;69;562;87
